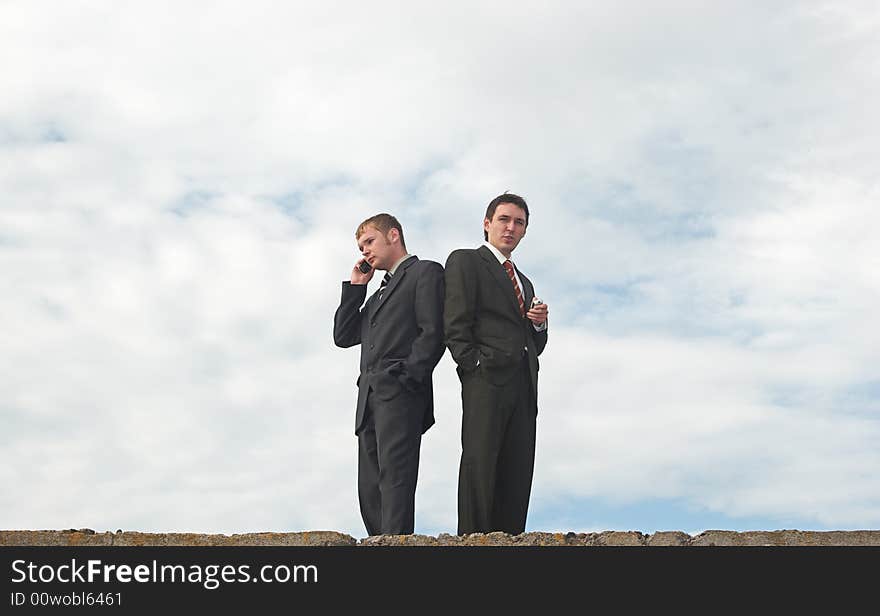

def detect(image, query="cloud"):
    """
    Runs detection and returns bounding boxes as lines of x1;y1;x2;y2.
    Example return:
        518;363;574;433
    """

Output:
1;1;879;535
535;328;880;528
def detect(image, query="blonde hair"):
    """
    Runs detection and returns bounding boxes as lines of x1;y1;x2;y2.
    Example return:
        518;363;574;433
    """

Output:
356;213;406;249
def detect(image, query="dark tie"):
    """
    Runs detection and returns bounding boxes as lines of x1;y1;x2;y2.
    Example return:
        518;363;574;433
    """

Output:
503;260;525;316
378;271;392;300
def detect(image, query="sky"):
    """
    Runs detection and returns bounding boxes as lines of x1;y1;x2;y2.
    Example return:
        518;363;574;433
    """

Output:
2;1;879;537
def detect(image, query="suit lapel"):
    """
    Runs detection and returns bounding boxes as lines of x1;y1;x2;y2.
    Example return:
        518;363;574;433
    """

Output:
371;255;417;317
516;265;534;310
477;245;522;318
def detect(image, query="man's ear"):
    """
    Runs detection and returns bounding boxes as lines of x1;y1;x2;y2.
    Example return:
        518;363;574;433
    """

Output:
387;227;400;244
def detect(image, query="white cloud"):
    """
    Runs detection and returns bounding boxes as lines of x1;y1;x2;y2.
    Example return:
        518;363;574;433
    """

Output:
535;328;880;527
1;1;879;535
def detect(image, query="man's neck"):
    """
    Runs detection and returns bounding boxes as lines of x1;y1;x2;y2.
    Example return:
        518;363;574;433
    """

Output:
484;241;512;261
386;252;412;275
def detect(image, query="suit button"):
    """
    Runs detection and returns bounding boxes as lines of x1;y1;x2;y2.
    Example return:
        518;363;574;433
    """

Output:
370;344;375;349
371;322;376;327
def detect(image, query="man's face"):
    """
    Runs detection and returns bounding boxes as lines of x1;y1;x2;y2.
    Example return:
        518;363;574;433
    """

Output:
484;202;527;256
357;225;395;270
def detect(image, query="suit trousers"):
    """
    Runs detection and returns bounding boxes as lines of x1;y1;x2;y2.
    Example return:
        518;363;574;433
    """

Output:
457;357;536;535
357;388;423;536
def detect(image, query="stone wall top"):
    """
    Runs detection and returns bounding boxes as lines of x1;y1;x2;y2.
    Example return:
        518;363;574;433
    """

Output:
3;529;880;546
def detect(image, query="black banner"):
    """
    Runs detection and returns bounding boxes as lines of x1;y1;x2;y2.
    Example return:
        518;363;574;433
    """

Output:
1;546;874;611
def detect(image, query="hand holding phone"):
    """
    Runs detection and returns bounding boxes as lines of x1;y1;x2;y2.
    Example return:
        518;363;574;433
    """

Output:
526;296;548;325
351;258;375;284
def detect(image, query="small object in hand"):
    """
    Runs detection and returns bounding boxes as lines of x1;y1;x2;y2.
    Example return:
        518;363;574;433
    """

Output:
531;297;543;308
358;261;372;273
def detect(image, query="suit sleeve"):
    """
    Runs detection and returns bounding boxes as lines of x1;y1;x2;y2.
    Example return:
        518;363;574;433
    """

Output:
332;282;367;348
443;250;479;370
532;323;548;356
524;277;548;356
401;261;445;388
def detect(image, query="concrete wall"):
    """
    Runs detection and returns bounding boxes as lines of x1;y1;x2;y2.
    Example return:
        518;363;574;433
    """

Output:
3;529;880;546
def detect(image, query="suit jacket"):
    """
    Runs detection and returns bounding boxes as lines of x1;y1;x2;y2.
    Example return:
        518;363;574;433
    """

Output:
333;256;445;435
444;245;548;406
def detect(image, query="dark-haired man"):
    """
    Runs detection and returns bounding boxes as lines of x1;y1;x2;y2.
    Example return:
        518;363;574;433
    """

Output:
333;214;445;536
444;194;549;535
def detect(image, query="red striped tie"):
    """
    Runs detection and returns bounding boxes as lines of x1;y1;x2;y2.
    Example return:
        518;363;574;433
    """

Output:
503;260;525;317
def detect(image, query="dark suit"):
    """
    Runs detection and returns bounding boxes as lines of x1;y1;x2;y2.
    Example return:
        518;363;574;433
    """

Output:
444;245;548;535
333;256;445;535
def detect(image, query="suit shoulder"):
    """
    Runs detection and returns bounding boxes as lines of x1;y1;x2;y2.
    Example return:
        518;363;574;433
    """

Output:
407;259;443;280
445;248;478;266
449;248;478;257
413;258;443;271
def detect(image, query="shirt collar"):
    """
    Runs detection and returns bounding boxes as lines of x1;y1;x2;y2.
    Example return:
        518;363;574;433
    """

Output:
483;241;512;266
388;253;414;276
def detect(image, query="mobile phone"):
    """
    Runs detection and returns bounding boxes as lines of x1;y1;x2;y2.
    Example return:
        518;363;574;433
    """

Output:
358;261;372;274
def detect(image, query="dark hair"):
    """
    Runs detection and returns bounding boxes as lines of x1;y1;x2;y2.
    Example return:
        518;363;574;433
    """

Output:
484;193;529;240
356;213;406;250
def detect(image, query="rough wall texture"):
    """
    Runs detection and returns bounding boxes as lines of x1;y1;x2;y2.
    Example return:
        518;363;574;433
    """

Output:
3;529;880;546
0;530;355;547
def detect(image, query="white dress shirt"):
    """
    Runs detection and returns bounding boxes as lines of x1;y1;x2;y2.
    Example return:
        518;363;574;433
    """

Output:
482;241;547;333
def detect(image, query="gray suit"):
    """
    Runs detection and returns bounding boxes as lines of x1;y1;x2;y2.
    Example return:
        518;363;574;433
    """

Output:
333;256;445;535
